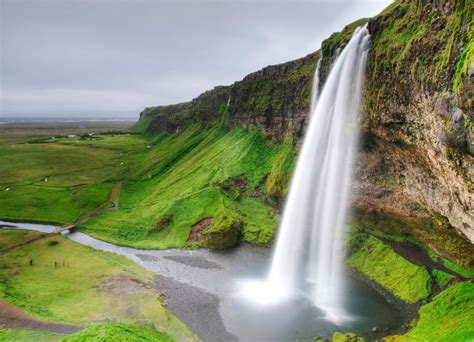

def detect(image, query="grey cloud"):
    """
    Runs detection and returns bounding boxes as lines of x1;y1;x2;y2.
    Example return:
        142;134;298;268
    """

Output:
1;0;392;118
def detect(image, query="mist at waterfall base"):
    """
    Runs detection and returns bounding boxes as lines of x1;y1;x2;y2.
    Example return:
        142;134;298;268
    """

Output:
234;26;396;338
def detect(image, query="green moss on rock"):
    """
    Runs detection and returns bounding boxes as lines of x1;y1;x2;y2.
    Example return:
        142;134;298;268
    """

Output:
432;269;455;288
347;235;432;303
201;215;243;249
388;281;474;341
265;142;295;202
330;332;364;342
352;208;474;269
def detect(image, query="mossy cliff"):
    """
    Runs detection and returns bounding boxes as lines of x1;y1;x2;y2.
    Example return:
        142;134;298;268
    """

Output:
355;0;474;268
135;0;473;265
139;52;320;141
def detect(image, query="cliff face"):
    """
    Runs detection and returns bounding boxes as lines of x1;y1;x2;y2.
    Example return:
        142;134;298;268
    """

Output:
140;52;319;141
142;85;231;134
354;0;473;263
137;0;473;265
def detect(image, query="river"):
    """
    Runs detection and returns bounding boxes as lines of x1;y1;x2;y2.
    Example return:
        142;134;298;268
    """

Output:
0;221;402;341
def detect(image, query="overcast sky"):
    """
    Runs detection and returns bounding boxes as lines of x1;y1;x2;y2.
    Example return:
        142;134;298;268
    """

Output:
1;0;392;119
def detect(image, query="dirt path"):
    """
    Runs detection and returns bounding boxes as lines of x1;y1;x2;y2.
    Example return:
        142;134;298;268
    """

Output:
0;301;81;334
0;233;49;255
77;181;122;224
108;181;122;210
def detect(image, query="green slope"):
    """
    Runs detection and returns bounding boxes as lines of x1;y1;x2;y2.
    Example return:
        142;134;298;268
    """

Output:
81;125;294;248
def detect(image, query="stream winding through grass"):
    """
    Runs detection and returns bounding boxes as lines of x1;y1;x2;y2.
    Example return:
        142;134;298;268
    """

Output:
1;221;402;341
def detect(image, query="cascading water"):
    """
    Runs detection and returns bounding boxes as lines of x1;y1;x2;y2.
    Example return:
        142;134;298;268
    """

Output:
309;57;321;115
241;26;370;323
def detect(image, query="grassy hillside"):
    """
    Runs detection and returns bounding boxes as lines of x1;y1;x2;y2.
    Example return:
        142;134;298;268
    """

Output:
0;128;293;249
393;281;474;341
82;125;294;248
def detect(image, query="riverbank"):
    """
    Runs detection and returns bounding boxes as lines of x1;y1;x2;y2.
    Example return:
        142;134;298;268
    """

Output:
1;222;404;341
6;220;472;341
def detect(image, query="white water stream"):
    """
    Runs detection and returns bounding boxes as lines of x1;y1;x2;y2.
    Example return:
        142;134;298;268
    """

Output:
243;26;370;323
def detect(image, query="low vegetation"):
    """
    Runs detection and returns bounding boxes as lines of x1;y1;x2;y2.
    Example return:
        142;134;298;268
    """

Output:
432;269;455;289
388;281;474;341
60;323;174;342
347;234;432;303
0;230;193;341
0;329;64;342
343;227;474;341
0;228;42;250
0;127;294;249
0;135;145;224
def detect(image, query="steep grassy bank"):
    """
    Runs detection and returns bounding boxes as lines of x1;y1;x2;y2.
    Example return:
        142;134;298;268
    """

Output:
344;226;474;340
392;281;474;341
81;125;294;249
347;235;432;304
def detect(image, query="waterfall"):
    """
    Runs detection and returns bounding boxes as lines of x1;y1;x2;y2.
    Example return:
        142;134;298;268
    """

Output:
309;57;321;115
249;26;370;322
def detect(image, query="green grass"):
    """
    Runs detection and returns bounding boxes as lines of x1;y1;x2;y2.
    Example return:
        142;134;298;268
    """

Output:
362;220;474;277
60;323;174;342
388;281;474;341
129;116;153;134
427;249;474;278
81;126;288;248
0;228;42;250
1;126;287;249
50;134;149;151
0;329;65;342
0;138;124;225
0;134;152;225
347;235;432;303
432;269;455;289
329;332;364;342
0;142;118;187
264;141;295;202
0;183;114;225
0;230;193;341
